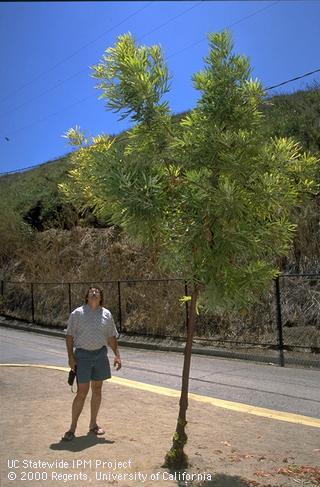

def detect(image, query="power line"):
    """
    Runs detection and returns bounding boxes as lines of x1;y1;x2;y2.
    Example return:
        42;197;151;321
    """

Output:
0;68;87;120
167;1;280;60
265;68;320;90
5;94;96;137
4;66;318;143
5;4;319;144
0;156;66;176
0;2;153;105
5;65;319;140
138;0;204;42
1;64;318;176
2;1;280;137
1;65;318;176
0;1;204;119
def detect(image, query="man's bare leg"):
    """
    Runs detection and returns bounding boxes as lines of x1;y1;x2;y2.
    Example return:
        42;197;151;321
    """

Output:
69;382;90;433
89;380;103;431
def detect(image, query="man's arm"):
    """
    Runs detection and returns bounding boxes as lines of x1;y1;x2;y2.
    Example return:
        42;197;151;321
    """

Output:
66;335;76;371
107;336;121;370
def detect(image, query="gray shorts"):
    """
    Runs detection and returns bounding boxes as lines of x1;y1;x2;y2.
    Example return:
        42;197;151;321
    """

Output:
75;346;111;383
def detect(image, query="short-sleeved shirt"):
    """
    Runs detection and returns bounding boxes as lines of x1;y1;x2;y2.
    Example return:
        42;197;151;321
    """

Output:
66;304;119;351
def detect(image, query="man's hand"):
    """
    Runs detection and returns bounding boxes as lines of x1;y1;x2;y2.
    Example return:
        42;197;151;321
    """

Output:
108;336;121;370
68;355;77;371
66;335;76;371
114;356;121;370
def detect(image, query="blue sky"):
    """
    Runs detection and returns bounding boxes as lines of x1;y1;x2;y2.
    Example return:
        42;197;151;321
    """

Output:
0;1;319;173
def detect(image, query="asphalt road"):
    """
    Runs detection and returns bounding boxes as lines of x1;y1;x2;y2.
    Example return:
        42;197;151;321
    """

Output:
1;327;319;419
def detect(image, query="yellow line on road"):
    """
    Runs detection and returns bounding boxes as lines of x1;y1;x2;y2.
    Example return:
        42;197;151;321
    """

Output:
1;363;319;428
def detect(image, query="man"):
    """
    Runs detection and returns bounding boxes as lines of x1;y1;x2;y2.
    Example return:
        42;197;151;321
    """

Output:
62;286;121;441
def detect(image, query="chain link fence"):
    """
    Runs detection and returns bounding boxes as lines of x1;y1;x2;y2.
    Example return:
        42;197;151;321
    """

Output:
1;275;319;368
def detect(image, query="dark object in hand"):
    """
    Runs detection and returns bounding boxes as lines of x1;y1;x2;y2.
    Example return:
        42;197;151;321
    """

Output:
68;366;77;386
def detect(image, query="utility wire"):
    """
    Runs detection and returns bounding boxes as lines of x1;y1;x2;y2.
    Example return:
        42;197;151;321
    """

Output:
0;157;65;176
5;94;96;137
265;68;320;90
0;2;153;105
1;65;318;176
0;0;204;118
1;1;279;137
138;0;204;42
167;1;279;60
0;68;88;119
3;0;320;145
4;64;319;141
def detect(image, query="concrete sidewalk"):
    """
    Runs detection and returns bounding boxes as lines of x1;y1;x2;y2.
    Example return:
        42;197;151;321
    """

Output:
1;364;319;487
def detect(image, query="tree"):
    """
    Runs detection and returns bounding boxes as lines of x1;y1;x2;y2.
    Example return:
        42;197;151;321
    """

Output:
59;30;318;469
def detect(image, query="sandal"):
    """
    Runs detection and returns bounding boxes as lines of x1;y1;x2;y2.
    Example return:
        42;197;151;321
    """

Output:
62;430;75;441
89;425;105;435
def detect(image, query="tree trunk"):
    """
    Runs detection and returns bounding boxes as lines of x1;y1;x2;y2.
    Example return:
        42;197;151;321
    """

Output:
163;284;199;469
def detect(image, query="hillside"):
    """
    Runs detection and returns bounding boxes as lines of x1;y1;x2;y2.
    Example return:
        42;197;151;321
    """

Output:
0;87;319;353
1;87;319;276
262;84;320;153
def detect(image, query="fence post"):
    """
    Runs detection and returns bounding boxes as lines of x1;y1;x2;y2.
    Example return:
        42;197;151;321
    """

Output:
0;280;4;311
274;276;285;367
117;281;122;334
30;282;35;323
184;280;189;331
68;283;72;314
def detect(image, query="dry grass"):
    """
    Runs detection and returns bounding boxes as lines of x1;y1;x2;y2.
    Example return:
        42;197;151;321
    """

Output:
0;226;319;352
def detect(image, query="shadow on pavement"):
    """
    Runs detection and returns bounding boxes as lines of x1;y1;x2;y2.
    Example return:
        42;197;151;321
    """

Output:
50;432;115;452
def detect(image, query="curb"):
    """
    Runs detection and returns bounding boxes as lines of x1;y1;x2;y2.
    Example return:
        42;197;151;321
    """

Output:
1;317;319;368
2;363;320;428
0;317;277;364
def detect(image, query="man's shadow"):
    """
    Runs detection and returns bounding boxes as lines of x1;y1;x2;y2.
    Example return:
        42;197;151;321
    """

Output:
50;432;115;452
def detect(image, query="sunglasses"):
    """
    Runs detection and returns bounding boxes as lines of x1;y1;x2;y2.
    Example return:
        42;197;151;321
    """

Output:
88;290;101;296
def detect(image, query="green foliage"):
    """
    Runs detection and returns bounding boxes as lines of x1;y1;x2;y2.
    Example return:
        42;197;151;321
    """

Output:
62;126;89;146
58;134;116;226
192;31;264;130
262;83;320;152
60;30;319;313
1;85;318;240
0;199;33;267
91;32;171;124
0;156;80;231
